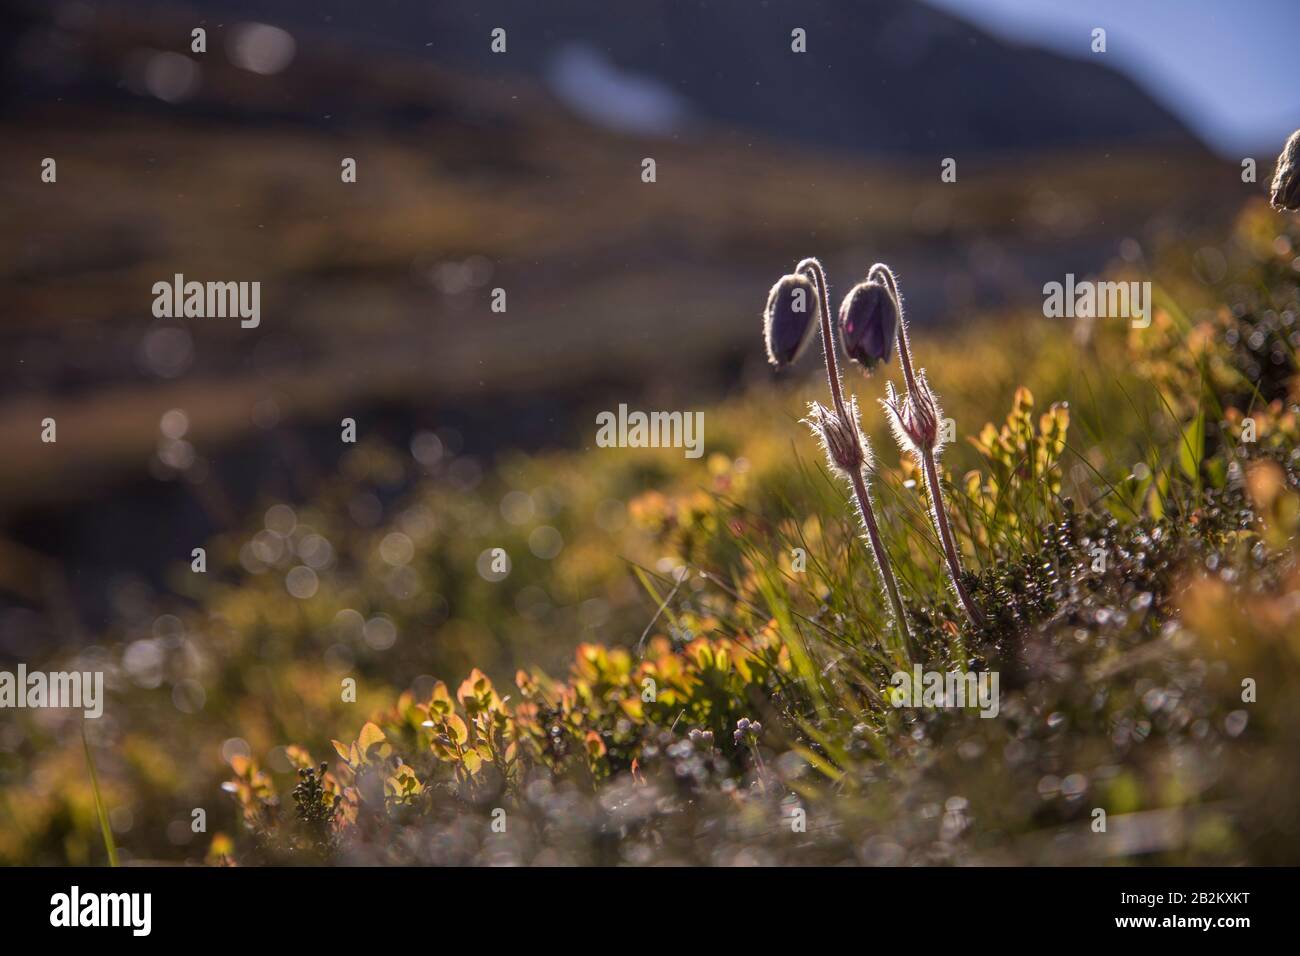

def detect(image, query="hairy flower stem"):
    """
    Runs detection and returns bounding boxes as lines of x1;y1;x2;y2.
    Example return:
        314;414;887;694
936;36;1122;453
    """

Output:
798;258;913;658
870;266;985;628
920;444;984;626
849;469;914;660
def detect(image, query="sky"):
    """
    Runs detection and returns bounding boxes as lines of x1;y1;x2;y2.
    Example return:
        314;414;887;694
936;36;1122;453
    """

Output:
925;0;1300;156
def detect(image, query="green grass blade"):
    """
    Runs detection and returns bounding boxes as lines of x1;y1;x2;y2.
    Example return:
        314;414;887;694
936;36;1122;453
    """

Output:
82;722;119;867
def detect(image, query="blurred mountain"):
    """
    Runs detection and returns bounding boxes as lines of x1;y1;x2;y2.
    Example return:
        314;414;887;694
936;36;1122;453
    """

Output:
422;0;1205;156
53;0;1206;157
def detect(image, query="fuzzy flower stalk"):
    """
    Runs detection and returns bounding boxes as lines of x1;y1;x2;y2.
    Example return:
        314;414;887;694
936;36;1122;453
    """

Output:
864;264;985;627
763;258;913;656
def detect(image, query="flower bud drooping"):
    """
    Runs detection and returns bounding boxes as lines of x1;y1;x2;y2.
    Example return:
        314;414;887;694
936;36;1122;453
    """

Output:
838;276;898;372
1271;129;1300;211
762;273;820;367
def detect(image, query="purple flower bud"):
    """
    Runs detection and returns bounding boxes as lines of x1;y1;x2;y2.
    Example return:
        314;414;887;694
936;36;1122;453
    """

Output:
838;277;898;372
763;274;820;368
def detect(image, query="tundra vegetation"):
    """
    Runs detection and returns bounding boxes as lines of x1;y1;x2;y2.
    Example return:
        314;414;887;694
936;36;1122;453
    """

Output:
3;200;1299;865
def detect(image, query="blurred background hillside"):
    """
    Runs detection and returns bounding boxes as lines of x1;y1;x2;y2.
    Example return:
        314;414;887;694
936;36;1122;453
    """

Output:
0;0;1291;650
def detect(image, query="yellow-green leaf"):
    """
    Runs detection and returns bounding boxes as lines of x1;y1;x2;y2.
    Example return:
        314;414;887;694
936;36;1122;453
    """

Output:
358;721;386;757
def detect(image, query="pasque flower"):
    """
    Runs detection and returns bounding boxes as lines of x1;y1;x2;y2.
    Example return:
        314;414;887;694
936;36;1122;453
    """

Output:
763;273;820;367
761;258;913;658
760;258;985;635
838;276;898;370
867;264;984;627
881;374;941;455
804;397;866;476
1271;128;1300;212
